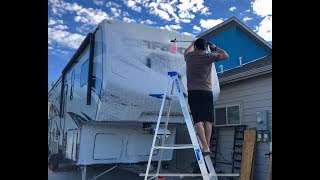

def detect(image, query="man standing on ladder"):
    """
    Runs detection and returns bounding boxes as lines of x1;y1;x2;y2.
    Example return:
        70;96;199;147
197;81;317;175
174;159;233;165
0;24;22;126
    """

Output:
184;38;229;155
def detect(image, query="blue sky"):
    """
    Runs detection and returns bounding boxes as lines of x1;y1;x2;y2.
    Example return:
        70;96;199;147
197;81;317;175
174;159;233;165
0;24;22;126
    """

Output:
48;0;272;88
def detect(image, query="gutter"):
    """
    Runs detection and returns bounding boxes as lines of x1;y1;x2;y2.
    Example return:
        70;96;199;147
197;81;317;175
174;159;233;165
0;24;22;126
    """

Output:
219;65;272;85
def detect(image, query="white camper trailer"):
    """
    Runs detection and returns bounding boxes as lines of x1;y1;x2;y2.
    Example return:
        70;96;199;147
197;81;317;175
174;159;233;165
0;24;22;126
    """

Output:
48;19;220;175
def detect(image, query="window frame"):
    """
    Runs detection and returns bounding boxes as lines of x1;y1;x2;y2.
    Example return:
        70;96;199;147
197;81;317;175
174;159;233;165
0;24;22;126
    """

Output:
70;69;75;100
80;59;89;87
214;103;242;127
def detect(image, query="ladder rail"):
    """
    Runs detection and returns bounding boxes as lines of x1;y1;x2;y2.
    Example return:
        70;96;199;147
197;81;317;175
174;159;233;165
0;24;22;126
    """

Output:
155;81;175;176
177;76;218;179
173;75;210;180
144;78;172;180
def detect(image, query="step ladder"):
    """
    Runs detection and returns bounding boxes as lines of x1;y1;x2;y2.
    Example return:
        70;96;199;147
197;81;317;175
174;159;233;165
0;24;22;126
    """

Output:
231;125;246;179
144;71;218;180
210;127;219;167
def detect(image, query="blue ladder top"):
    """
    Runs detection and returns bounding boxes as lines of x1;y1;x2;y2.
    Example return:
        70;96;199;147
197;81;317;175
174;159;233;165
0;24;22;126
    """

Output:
168;71;180;77
149;72;180;98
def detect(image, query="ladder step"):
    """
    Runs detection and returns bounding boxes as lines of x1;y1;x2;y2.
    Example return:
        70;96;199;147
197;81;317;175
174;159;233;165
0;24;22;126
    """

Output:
149;94;164;99
149;94;177;100
215;161;232;165
154;144;194;149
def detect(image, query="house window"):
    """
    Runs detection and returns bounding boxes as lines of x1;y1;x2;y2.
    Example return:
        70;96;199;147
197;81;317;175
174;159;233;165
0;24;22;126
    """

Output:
80;60;89;86
215;105;241;126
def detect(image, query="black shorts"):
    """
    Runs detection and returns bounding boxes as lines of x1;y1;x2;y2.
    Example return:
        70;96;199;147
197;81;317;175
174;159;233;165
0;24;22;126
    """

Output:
187;90;214;124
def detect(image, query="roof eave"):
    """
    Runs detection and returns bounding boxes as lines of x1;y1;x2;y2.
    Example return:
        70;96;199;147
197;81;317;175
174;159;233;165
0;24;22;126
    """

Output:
196;17;272;50
219;65;272;85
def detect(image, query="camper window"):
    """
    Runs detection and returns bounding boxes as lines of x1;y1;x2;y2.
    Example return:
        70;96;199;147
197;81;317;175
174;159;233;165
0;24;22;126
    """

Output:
70;70;75;100
80;60;89;86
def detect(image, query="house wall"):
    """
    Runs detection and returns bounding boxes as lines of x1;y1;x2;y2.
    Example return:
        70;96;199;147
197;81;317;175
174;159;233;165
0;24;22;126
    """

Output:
214;73;272;180
206;26;270;72
172;73;272;180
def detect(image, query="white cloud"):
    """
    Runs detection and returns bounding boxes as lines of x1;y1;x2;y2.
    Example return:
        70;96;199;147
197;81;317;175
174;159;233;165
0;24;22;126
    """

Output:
159;2;180;23
122;11;130;17
48;19;63;26
48;28;86;49
182;32;195;37
201;7;211;15
243;17;253;22
49;0;110;26
49;48;71;57
177;0;205;12
149;6;171;21
49;0;67;16
246;9;251;12
51;8;61;16
164;25;172;31
48;46;53;50
251;0;272;42
48;19;55;26
93;0;104;6
146;2;172;21
48;18;68;30
124;0;142;12
127;0;208;24
76;25;91;34
159;3;175;16
180;19;191;23
50;49;70;55
169;24;181;30
123;17;136;23
132;0;207;23
251;0;272;17
160;24;181;32
178;11;195;19
193;25;201;32
169;0;178;5
54;24;68;30
229;7;236;11
111;7;121;18
176;0;207;22
140;19;156;25
74;16;88;24
106;1;120;8
200;19;224;29
73;8;109;25
256;16;272;42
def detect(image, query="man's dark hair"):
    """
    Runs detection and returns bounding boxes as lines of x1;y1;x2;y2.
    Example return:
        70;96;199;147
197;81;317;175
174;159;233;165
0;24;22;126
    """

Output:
194;38;207;50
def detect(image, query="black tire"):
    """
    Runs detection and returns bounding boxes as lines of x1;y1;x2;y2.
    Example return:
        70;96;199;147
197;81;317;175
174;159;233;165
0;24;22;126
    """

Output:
48;153;62;171
48;164;59;171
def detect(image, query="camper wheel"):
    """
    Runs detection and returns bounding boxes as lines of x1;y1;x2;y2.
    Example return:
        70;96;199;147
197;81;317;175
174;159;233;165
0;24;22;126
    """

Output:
48;150;63;171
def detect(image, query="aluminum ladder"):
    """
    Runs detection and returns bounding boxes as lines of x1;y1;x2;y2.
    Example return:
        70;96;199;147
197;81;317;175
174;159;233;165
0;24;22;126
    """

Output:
143;71;218;180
